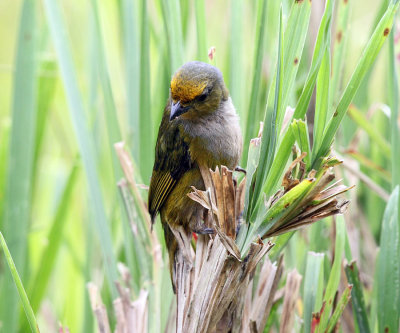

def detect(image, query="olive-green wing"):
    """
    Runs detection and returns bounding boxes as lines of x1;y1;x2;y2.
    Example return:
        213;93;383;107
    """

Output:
148;110;192;222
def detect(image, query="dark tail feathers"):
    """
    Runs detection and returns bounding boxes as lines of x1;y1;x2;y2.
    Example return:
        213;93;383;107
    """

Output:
162;221;178;293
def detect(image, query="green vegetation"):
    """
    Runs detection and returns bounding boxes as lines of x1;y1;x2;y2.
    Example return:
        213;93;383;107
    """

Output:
0;0;399;331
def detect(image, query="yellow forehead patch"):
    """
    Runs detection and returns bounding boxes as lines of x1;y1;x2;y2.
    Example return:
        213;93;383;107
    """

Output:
170;71;208;103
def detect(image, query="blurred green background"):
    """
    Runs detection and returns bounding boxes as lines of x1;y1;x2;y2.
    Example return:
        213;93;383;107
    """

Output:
0;0;399;332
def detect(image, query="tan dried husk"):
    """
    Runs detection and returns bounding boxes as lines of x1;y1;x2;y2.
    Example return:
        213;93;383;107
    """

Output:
171;153;351;332
89;143;351;332
260;154;352;238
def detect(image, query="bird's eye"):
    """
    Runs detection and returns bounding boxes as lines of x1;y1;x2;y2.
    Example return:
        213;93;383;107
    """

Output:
198;89;210;102
198;93;207;102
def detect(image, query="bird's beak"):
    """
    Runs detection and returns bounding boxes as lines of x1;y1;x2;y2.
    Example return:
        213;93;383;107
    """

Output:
170;101;190;121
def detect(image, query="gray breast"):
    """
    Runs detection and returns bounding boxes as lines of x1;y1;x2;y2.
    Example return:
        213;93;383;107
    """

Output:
183;98;242;165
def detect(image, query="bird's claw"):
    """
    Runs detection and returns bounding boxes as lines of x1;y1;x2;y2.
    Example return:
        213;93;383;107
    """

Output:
235;166;247;174
193;227;215;235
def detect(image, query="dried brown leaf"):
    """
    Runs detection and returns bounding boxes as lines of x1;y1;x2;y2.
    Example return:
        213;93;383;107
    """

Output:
221;167;236;238
187;187;218;213
282;152;308;192
279;269;302;333
87;282;112;333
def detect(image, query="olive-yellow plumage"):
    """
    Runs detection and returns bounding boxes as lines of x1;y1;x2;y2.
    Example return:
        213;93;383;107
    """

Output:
148;61;242;290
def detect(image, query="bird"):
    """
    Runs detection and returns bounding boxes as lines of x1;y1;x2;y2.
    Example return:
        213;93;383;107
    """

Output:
148;61;242;291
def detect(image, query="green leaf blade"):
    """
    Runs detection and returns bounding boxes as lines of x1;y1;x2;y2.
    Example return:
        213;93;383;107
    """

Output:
376;186;400;333
0;0;37;329
0;232;40;333
303;251;324;333
317;215;345;331
345;261;371;333
43;0;119;297
313;1;400;168
243;0;268;161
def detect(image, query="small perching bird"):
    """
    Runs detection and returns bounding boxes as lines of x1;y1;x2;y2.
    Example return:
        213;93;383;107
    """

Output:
148;61;242;290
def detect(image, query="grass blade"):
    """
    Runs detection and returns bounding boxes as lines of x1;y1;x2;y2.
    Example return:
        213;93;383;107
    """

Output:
139;0;153;181
0;126;8;221
121;0;140;162
239;136;261;245
243;0;268;160
330;0;351;110
43;0;118;297
347;105;391;158
352;0;389;109
268;232;294;260
89;0;143;288
160;0;184;72
277;0;311;130
91;0;123;176
0;232;40;333
247;5;283;221
244;0;311;163
312;1;400;168
345;150;391;184
0;0;37;330
376;186;400;332
32;59;57;182
29;162;79;312
345;261;371;333
388;21;400;189
261;0;334;199
195;0;207;62
312;46;330;158
293;0;334;120
253;0;312;207
325;284;352;332
229;0;244;124
291;119;311;166
317;215;345;331
118;181;152;284
303;252;324;333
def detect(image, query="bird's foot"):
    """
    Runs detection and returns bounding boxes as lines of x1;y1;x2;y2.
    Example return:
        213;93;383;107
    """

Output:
235;166;247;174
192;226;215;235
235;213;243;235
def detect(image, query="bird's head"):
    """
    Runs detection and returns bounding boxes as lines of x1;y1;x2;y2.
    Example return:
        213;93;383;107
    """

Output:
169;61;229;121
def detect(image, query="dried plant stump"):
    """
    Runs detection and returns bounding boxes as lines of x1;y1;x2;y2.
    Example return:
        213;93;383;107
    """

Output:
172;166;279;333
87;143;353;333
